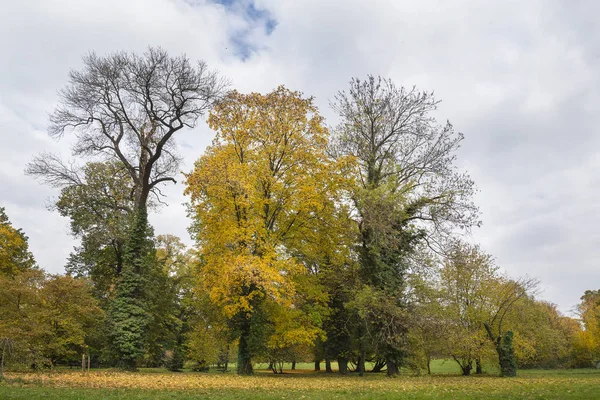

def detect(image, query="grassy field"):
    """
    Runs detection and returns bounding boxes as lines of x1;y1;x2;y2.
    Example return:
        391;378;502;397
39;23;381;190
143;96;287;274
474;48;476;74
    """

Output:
1;361;599;399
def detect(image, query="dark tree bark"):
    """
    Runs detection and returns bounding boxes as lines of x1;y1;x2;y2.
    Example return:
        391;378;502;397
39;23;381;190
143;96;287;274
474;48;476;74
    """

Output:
485;323;517;377
237;316;253;375
386;357;400;377
371;359;386;373
426;355;432;375
325;359;333;373
314;360;321;371
452;355;473;376
357;354;365;377
476;358;483;375
338;357;348;374
462;364;472;376
291;361;296;370
268;361;277;374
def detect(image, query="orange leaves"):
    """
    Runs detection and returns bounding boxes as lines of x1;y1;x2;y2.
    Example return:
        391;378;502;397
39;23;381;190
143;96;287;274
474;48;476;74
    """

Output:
0;210;35;276
5;368;600;396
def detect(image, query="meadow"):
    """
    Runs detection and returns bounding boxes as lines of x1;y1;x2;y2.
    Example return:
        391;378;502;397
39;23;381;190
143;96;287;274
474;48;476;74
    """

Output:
2;361;599;399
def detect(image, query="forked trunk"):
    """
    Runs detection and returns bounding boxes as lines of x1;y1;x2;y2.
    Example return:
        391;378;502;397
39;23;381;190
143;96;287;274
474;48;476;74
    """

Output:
371;359;386;373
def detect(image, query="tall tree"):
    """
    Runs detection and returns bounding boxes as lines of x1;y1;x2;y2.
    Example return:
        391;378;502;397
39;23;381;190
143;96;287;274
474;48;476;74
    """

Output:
27;47;227;370
185;87;350;375
330;76;479;375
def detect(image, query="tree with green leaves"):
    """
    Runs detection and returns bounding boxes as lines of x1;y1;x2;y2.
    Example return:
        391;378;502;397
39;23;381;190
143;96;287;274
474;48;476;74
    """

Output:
49;161;136;300
438;243;497;375
433;241;537;377
573;290;600;367
330;76;479;376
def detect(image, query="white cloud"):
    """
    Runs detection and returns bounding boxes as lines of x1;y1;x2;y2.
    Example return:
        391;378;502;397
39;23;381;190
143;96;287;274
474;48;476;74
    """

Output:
1;0;598;315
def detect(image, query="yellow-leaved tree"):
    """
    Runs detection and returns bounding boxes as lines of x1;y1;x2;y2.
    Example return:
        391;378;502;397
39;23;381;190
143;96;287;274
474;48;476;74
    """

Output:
185;86;353;375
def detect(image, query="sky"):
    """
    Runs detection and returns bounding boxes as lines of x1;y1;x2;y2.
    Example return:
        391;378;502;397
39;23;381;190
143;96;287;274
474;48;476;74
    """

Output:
1;0;598;315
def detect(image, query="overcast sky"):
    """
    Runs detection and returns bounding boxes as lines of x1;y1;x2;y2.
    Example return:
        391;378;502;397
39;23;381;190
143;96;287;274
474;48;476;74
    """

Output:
1;0;598;315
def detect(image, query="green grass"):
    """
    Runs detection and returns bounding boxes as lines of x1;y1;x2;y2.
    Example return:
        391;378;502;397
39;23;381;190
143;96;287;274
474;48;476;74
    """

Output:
2;363;599;399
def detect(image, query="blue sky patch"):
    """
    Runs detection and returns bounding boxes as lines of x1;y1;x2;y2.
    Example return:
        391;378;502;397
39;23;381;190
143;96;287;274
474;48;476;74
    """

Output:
209;0;277;60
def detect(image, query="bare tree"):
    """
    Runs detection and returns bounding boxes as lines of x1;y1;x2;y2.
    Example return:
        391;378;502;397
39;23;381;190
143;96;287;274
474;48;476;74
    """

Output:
331;75;479;242
27;47;228;210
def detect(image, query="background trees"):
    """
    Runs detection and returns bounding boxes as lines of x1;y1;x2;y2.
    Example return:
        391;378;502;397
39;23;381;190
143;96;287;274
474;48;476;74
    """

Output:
13;52;590;376
574;290;600;367
0;209;102;377
0;207;36;276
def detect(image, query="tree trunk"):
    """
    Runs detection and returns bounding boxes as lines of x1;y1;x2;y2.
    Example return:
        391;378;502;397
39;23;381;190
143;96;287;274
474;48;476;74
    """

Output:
476;358;482;375
357;354;365;377
371;359;386;373
462;363;472;376
496;331;517;377
386;357;399;377
338;357;348;374
452;356;472;376
291;361;296;370
325;359;332;373
426;355;431;375
484;323;517;377
237;317;253;375
314;360;320;371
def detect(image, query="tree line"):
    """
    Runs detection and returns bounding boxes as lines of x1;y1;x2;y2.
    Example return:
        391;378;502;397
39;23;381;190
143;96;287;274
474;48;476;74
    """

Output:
1;48;598;379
